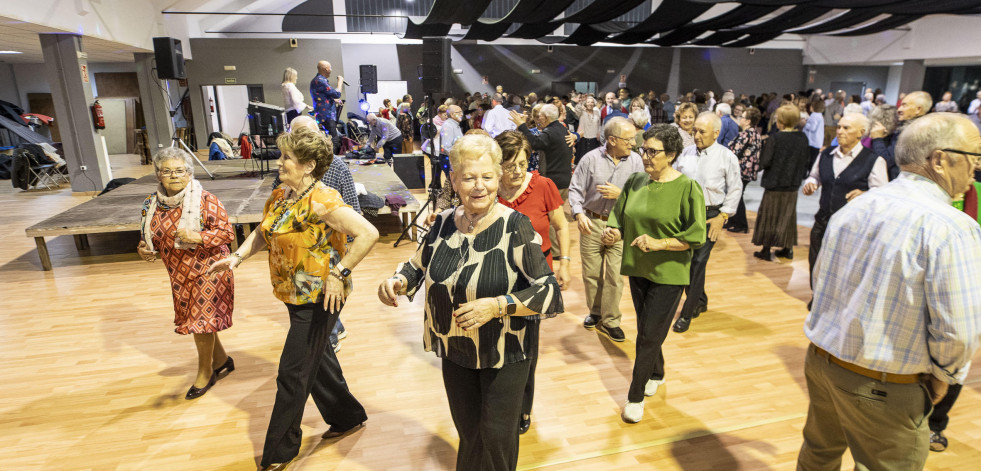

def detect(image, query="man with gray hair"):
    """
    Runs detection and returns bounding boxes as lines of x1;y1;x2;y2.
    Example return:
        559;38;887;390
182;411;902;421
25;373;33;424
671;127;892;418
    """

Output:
870;90;933;180
569;117;644;341
365;113;402;165
715;103;738;146
798;112;981;470
672;112;742;333
481;93;516;137
802;113;888;292
512;104;575;193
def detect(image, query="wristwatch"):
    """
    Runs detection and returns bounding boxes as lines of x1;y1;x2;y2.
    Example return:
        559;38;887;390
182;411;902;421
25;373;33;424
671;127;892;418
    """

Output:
503;294;517;315
335;263;351;278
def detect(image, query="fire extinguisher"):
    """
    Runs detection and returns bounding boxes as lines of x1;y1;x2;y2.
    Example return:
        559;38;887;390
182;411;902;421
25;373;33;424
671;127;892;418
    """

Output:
209;97;215;113
91;100;105;130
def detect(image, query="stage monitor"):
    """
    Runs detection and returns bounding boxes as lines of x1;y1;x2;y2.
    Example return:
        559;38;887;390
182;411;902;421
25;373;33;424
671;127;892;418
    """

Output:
247;102;286;138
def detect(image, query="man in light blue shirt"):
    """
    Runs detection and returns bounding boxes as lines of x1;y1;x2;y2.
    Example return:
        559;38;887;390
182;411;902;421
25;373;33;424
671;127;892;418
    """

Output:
798;113;981;470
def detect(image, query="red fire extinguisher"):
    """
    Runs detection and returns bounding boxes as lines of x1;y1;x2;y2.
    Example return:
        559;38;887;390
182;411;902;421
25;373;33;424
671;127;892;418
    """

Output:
91;100;105;130
209;97;215;112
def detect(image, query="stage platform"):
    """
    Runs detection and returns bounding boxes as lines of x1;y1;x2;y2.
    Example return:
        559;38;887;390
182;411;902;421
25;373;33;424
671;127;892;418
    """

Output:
24;159;420;270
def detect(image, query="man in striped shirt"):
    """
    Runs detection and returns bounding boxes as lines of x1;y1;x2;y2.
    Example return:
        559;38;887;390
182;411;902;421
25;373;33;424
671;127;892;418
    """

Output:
798;113;981;470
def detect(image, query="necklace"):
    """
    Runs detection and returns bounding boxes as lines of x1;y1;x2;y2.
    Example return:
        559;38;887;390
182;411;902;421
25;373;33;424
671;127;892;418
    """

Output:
460;201;497;233
270;180;317;230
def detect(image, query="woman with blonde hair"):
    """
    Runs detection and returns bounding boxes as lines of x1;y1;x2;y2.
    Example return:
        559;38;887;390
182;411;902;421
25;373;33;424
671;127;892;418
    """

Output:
281;67;311;124
671;102;698;148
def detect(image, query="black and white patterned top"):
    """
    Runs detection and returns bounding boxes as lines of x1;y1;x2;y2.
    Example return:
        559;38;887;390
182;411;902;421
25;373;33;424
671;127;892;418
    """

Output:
397;207;563;369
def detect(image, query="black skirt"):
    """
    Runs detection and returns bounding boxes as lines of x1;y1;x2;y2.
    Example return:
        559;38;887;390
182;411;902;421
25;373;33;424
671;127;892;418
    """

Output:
752;190;798;248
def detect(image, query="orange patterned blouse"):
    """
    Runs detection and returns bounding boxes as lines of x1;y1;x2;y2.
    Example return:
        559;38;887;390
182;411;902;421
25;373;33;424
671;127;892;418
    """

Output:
261;181;351;305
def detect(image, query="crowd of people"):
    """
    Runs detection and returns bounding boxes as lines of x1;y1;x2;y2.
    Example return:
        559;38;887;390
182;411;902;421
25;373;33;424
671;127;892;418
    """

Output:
139;60;981;470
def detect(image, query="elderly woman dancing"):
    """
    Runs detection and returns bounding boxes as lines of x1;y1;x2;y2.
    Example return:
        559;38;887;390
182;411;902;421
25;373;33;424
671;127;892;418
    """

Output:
378;134;563;471
137;147;235;400
208;127;379;471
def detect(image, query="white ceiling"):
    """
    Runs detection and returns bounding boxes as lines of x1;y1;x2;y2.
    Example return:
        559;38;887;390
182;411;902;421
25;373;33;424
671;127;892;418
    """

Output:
0;15;150;64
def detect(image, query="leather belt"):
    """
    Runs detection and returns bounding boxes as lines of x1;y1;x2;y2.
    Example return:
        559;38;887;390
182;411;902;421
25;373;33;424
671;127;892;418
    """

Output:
812;344;922;384
584;209;608;221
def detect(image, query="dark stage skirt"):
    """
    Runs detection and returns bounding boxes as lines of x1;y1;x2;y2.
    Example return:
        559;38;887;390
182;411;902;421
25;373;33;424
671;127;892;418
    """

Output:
752;190;798;248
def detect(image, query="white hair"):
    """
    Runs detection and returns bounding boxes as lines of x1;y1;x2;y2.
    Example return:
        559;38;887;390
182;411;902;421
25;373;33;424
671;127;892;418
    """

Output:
152;147;194;176
896;113;972;167
630;109;650;128
844;103;863;115
839;112;870;135
697;111;722;132
540;104;559;122
290;115;318;132
715;103;732;116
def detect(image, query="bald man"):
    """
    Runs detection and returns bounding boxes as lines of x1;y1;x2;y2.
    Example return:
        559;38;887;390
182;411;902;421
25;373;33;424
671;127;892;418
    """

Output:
870;90;932;179
672;112;742;333
311;60;345;148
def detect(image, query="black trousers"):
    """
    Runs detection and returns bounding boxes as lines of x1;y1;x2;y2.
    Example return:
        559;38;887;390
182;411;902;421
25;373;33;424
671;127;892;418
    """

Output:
574;137;601;164
520;320;541;417
680;207;719;319
628;277;685;403
261;302;367;466
728;178;752;231
382;135;403;164
808;211;831;289
442;358;531;471
285;109;300;126
929;383;963;432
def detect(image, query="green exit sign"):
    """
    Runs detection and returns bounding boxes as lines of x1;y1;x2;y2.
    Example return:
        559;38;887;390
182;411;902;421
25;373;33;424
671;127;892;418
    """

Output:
224;77;237;84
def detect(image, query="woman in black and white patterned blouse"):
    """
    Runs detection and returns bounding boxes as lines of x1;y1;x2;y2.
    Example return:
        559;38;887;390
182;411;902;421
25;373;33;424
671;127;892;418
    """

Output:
378;134;563;471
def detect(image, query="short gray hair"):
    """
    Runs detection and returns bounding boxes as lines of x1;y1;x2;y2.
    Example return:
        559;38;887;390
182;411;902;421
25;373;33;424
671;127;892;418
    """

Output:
152;147;194;176
696;111;722;132
896;113;973;167
630;109;650;128
602;116;634;142
840;112;870;135
904;91;933;114
290;115;318;132
867;104;897;135
540;104;559;122
449;134;503;177
715;103;732;116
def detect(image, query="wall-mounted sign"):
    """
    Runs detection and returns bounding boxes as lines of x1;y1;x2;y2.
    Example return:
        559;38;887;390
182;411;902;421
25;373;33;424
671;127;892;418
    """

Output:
80;64;89;83
225;77;237;84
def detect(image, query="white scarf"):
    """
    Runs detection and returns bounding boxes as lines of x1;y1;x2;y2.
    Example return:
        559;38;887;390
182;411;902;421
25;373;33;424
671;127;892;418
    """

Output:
140;179;203;252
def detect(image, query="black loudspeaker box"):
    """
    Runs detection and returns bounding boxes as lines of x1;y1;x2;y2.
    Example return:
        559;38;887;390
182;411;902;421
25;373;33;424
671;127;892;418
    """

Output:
153;37;186;80
360;65;378;94
421;37;451;93
392;154;426;189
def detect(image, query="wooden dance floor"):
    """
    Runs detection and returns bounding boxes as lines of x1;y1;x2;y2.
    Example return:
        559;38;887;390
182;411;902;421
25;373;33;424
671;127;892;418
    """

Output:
2;154;980;470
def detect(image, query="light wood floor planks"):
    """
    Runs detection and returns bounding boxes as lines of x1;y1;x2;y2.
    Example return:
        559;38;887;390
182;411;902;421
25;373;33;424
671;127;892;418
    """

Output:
1;154;979;470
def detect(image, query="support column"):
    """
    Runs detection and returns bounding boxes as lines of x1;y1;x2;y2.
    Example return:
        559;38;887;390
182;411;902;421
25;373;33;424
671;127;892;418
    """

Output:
39;34;111;193
898;59;926;94
135;52;176;159
666;48;682;101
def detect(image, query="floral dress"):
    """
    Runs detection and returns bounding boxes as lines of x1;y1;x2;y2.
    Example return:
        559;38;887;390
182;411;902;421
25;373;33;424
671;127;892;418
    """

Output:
729;128;762;182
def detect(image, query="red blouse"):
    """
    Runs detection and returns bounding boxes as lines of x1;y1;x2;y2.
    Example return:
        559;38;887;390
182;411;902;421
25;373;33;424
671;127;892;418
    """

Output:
498;171;563;268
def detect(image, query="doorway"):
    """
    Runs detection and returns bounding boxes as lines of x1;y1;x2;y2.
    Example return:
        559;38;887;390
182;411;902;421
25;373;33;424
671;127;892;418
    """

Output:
201;85;257;137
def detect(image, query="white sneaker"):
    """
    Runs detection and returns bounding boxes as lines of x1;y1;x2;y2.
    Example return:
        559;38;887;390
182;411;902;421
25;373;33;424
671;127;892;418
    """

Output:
645;379;665;396
622;401;644;423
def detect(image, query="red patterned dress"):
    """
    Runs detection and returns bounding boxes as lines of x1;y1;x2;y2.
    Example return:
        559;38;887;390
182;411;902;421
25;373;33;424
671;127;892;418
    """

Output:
149;191;235;334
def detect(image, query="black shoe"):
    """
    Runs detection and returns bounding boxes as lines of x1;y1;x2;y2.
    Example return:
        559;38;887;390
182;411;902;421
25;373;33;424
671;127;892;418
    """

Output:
518;415;531;435
583;314;600;330
930;430;948;452
597;324;626;342
672;317;691;333
774;248;794;259
692;305;707;319
260;460;294;471
322;422;365;439
185;372;217;400
726;226;749;234
753;250;774;261
213;356;235;379
807;299;813;311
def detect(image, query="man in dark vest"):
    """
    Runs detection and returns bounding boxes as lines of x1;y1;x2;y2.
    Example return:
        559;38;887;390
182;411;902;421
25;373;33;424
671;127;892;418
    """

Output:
802;113;889;286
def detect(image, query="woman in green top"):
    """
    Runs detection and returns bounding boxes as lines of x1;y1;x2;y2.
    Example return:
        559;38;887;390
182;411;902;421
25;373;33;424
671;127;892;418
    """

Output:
602;124;707;424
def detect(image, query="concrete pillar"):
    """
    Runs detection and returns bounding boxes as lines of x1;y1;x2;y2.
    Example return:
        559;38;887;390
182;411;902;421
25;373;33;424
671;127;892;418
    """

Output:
135;53;176;159
666;48;682;101
898;59;926;94
39;34;111;193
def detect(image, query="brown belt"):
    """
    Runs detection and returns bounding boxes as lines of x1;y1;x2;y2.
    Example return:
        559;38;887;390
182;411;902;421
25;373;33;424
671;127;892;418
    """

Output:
584;209;608;221
812;344;922;384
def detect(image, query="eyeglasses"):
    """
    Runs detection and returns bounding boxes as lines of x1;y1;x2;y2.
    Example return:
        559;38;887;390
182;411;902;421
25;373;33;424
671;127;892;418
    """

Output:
502;162;527;174
158;168;188;177
942;148;981;157
641;147;665;159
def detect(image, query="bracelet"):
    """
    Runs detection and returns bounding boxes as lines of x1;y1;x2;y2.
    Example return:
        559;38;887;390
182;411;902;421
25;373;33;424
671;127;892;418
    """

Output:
328;271;346;282
230;252;243;267
557;256;571;261
496;296;504;318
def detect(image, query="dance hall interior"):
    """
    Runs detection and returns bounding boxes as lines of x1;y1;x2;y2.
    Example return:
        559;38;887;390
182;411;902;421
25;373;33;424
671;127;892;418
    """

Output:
4;1;981;470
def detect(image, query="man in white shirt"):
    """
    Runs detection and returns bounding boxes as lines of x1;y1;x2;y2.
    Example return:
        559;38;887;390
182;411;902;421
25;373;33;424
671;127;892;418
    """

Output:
672;112;742;333
481;93;517;138
968;90;981;115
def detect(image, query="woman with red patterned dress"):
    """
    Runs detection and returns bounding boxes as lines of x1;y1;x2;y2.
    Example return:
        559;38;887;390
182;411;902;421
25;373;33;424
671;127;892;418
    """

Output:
137;148;236;400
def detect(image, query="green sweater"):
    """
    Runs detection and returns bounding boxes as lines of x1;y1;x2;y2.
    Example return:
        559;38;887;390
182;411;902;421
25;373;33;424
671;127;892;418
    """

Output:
608;172;707;285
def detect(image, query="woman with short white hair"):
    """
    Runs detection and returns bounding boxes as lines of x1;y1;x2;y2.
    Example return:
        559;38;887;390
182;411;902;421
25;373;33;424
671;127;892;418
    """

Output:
378;134;562;470
137;147;236;400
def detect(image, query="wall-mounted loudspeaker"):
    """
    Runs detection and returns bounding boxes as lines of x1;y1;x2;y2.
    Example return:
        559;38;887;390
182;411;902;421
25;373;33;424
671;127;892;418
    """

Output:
360;65;378;94
421;37;451;93
152;37;186;80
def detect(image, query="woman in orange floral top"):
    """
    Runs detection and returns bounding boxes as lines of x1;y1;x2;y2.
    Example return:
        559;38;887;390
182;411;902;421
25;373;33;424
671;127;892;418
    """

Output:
208;127;379;470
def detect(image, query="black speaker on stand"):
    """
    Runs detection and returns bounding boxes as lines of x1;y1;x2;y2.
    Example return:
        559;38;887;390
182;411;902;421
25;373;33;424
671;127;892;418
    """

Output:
421;37;451;93
152;37;186;80
359;65;378;94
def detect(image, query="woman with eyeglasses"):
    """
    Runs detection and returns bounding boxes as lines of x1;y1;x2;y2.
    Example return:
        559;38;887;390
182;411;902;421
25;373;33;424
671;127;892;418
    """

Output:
495;130;570;435
602;124;706;424
137;148;236;400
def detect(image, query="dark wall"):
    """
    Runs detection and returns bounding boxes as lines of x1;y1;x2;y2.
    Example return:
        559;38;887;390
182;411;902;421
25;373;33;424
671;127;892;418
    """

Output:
809;65;890;97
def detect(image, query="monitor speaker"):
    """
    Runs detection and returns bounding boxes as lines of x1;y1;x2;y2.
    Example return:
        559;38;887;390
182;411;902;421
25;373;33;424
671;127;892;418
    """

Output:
421;37;451;93
360;65;378;94
152;37;186;80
